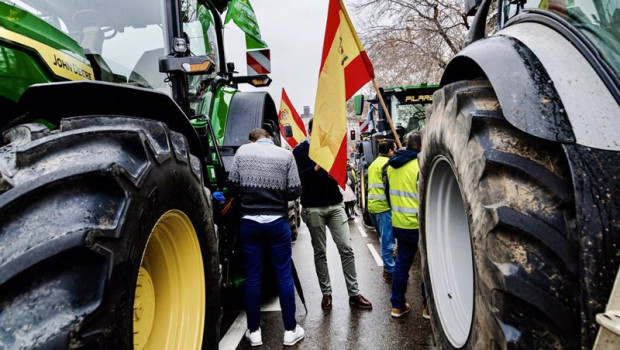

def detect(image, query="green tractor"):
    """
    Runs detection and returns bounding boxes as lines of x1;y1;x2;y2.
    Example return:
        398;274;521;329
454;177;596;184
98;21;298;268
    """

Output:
352;84;438;227
419;0;620;349
0;0;282;348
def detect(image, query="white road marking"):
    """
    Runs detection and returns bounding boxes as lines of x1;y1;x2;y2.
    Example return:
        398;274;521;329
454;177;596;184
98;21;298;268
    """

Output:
219;297;282;349
355;219;368;237
367;243;384;267
219;311;247;350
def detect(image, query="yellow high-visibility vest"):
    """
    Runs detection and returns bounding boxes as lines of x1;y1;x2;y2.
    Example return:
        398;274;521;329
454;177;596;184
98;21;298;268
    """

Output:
387;159;420;229
367;155;390;214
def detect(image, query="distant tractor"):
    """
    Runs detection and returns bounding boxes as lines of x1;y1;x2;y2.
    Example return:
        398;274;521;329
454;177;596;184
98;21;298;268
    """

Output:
352;84;438;227
419;0;620;349
0;0;283;348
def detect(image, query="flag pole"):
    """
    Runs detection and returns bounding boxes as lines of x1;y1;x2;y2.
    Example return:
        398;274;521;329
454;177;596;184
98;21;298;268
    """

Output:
337;0;403;148
372;79;403;149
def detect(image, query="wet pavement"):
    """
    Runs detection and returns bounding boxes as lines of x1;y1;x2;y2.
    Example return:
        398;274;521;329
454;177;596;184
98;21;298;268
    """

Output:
219;213;434;350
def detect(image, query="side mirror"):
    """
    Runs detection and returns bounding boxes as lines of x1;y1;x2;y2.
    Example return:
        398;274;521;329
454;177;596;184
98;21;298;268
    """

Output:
354;95;364;116
283;124;293;138
350;129;356;140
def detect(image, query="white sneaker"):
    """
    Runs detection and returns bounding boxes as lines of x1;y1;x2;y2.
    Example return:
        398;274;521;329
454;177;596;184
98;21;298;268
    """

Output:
283;325;305;346
245;328;262;346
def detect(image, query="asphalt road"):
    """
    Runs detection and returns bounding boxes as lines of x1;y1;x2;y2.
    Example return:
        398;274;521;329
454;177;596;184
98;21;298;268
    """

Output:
219;212;434;350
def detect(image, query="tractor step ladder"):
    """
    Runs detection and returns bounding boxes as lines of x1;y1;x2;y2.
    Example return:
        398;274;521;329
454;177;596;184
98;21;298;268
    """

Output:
593;268;620;349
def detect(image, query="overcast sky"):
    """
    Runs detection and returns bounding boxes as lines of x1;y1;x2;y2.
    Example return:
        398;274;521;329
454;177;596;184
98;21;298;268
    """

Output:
224;1;338;114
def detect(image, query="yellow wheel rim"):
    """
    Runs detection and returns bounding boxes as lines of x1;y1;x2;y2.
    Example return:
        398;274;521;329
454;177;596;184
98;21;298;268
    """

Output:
133;210;206;350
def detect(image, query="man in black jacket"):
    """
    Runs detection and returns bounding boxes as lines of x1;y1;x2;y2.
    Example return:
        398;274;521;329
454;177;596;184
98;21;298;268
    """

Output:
229;128;305;346
293;119;372;311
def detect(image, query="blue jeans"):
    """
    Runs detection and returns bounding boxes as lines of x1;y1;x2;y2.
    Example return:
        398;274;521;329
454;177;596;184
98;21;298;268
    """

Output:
240;217;296;331
369;212;377;228
391;227;420;309
374;210;395;274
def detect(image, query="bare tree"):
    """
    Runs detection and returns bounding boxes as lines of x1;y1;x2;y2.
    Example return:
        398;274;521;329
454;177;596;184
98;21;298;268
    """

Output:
350;0;470;86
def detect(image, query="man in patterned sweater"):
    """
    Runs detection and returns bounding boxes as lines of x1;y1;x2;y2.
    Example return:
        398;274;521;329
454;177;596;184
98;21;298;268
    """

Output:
228;128;305;347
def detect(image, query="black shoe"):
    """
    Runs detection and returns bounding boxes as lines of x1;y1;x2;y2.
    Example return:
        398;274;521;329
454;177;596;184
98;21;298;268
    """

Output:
383;271;393;284
349;294;372;309
321;294;332;310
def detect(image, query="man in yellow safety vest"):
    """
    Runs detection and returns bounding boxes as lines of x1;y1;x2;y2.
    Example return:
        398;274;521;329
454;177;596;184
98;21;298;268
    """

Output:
386;132;422;318
367;139;396;282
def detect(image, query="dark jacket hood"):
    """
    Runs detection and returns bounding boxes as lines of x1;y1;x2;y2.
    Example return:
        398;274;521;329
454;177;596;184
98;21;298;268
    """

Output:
388;149;419;169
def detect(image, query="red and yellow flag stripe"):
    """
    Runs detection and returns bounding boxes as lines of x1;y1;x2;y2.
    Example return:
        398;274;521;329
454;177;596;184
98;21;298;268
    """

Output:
310;0;374;187
278;88;307;148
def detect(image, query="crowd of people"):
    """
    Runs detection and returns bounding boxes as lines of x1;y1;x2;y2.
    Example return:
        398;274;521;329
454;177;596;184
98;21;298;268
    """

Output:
228;120;425;347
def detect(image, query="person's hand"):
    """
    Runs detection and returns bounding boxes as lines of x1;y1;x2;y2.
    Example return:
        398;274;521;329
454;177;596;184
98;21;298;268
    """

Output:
314;164;322;171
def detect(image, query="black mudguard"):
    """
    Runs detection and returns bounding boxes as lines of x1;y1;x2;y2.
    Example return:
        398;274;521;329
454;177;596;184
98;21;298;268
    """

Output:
222;91;279;147
219;91;279;174
5;81;205;162
440;35;575;144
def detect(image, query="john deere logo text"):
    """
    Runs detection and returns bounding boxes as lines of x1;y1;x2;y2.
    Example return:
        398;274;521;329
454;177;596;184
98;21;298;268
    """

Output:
405;95;433;103
53;55;92;80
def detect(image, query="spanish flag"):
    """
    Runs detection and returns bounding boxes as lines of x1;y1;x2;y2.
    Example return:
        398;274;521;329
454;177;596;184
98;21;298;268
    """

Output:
310;0;374;187
278;88;307;148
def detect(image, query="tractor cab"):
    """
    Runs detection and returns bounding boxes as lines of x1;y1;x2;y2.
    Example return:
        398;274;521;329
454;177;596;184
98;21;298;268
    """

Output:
354;84;439;166
373;84;439;142
352;83;439;226
2;0;222;104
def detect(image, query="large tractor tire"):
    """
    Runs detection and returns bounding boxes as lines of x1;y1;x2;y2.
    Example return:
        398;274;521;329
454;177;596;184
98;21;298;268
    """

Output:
0;117;221;349
419;80;579;349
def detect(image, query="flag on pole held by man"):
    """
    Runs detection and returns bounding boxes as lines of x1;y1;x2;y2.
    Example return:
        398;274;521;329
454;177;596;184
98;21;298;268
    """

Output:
278;88;307;148
310;0;374;187
224;0;267;49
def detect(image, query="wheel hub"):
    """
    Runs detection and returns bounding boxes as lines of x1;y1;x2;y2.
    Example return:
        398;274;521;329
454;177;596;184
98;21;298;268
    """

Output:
133;210;206;350
426;157;475;348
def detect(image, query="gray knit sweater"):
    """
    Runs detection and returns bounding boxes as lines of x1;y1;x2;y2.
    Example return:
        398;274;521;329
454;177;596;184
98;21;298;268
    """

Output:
228;138;302;216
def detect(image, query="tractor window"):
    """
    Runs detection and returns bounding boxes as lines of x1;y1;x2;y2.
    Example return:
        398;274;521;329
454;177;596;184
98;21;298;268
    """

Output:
385;90;433;135
3;0;171;93
183;1;220;113
397;104;428;133
502;0;620;77
102;26;169;93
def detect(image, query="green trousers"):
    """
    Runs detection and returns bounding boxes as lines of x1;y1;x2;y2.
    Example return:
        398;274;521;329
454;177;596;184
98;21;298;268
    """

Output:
302;203;360;297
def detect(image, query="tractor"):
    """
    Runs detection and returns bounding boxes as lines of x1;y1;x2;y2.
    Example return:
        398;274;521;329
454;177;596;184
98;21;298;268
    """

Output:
352;84;438;227
419;0;620;349
0;0;284;348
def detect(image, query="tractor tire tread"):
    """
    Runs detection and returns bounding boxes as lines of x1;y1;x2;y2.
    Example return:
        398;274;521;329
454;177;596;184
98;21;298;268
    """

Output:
0;116;219;349
420;80;579;349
